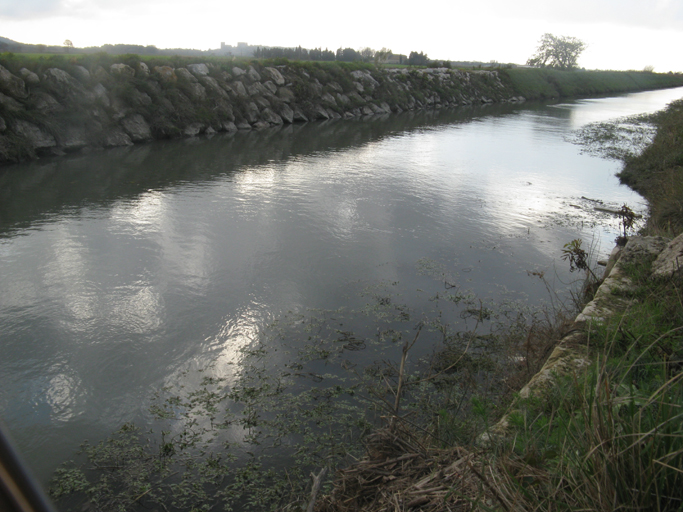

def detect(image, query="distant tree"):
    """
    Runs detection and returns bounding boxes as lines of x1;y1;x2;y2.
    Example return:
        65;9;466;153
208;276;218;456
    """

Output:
374;47;392;65
408;51;429;66
320;48;335;61
63;39;73;53
527;33;586;70
359;47;375;62
643;65;655;73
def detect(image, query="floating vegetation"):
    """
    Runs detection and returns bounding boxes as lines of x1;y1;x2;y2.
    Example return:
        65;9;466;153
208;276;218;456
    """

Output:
49;264;572;512
567;112;658;161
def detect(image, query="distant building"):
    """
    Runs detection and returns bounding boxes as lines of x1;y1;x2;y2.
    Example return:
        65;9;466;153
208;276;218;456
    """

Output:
219;42;257;57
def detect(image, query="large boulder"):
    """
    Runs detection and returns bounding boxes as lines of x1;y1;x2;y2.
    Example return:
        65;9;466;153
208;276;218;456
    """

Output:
276;103;294;124
120;114;152;142
137;62;150;76
0;65;28;99
260;108;283;125
200;76;229;98
110;63;135;78
263;67;285;86
187;63;210;76
19;68;40;85
244;102;260;124
42;68;86;101
0;92;23;112
276;87;295;103
229;81;248;98
103;129;133;147
247;66;261;82
13;120;56;149
26;91;62;114
59;126;88;150
72;65;91;82
175;68;198;83
651;233;683;278
231;66;246;77
154;66;177;83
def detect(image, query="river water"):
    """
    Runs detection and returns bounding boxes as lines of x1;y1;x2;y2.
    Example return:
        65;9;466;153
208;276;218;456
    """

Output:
1;86;682;487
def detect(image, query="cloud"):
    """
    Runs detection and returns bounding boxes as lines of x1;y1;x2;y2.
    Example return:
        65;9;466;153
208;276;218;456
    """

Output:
0;0;61;17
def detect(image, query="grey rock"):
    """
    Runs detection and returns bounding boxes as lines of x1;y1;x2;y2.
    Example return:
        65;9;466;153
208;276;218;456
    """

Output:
252;120;270;130
336;93;350;105
175;68;198;83
328;81;343;93
187;63;210;76
222;121;238;132
0;116;5;131
361;106;375;116
154;66;177;82
232;66;246;77
651;233;683;277
245;102;260;124
137;62;150;76
236;120;251;130
263;81;278;94
0;64;28;99
261;108;283;125
254;96;271;109
354;81;364;94
200;76;229;98
326;108;341;119
19;68;40;84
247;66;261;82
27;91;62;113
110;63;135;77
92;83;110;107
13;120;56;148
185;82;207;101
92;66;110;83
311;105;330;120
292;105;308;122
230;81;248;98
277;86;295;103
263;67;285;86
72;65;91;82
0;91;23;112
121;114;152;141
321;92;337;105
103;129;133;147
60;126;88;150
276;103;294;124
43;68;86;100
184;123;204;136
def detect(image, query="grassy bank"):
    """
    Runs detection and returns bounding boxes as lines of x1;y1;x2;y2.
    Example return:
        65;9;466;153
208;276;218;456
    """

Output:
500;67;683;100
618;99;683;236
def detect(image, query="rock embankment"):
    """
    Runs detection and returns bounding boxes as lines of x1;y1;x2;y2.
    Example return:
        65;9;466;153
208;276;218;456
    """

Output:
0;61;525;164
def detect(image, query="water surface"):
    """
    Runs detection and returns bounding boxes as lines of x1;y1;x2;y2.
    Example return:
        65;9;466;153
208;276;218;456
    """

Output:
1;87;682;485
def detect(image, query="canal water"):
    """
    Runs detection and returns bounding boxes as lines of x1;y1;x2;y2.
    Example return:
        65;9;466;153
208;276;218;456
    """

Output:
1;86;682;487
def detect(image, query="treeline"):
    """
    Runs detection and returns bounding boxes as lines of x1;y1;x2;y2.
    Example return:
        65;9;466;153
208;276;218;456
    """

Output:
253;46;444;66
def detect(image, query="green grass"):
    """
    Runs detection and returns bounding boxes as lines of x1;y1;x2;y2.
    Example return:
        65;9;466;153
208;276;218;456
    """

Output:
490;247;683;512
500;68;683;100
618;99;683;236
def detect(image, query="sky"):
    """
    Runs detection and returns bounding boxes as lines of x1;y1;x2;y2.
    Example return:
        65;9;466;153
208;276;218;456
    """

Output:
1;0;682;72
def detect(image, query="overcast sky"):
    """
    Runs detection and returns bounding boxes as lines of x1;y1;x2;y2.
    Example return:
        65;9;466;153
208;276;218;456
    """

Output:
1;0;682;71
